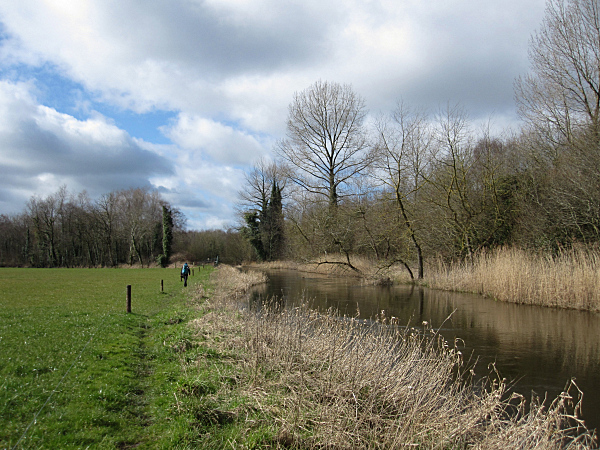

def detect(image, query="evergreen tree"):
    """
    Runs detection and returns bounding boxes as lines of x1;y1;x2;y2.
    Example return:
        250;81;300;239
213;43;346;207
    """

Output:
242;211;266;261
263;181;284;260
157;205;173;267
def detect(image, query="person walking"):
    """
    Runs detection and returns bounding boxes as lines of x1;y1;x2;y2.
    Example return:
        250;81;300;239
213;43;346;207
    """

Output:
181;262;190;287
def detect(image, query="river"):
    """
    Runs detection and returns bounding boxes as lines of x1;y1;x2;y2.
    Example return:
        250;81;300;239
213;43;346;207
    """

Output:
248;269;600;433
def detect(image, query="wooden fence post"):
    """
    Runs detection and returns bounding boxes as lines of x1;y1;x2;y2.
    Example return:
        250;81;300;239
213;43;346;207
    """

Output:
161;279;164;292
126;285;132;313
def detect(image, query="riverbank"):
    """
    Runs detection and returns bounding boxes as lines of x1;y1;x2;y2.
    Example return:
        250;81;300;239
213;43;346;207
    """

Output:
426;246;600;312
247;246;600;312
186;265;596;448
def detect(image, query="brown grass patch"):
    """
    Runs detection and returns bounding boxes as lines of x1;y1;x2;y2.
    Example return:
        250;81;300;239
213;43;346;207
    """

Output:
427;246;600;312
187;266;596;448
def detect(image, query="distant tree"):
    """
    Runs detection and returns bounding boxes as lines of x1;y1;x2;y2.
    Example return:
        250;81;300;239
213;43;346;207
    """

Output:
241;211;266;261
27;191;60;267
157;205;173;267
238;158;288;212
0;214;27;266
277;80;372;207
238;158;288;261
262;181;284;260
116;188;163;267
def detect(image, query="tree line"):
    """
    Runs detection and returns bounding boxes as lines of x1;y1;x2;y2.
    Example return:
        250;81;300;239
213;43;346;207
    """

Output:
0;186;174;267
0;186;253;268
238;0;600;278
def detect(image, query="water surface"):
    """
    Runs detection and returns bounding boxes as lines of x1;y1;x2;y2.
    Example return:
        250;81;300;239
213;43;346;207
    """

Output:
248;269;600;433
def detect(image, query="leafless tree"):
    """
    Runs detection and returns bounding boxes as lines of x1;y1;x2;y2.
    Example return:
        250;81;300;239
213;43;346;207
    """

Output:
373;102;432;278
118;187;163;267
422;106;516;259
515;0;600;245
277;80;373;207
515;0;600;147
237;157;288;214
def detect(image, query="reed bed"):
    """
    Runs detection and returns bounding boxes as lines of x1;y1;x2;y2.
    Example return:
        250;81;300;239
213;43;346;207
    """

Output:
428;246;600;312
189;266;596;448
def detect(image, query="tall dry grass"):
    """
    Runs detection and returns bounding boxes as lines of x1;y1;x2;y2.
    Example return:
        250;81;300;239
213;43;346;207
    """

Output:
427;246;600;311
190;266;596;448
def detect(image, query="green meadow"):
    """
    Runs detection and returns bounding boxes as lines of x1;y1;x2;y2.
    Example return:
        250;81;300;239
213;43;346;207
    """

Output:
0;267;212;449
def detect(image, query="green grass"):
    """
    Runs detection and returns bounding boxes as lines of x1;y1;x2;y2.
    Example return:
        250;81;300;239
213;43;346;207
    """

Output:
0;267;213;449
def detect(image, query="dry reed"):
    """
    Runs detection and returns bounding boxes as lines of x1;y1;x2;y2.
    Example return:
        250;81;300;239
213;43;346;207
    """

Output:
189;266;596;448
427;246;600;312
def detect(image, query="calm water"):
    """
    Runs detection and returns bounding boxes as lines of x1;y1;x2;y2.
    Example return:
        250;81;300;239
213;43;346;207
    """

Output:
248;269;600;433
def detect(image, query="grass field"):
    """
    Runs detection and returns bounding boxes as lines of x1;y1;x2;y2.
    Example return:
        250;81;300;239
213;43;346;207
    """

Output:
0;266;213;449
3;265;596;449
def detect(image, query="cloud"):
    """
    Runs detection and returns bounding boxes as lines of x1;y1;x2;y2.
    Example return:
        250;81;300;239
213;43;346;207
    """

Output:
163;113;269;165
0;0;333;114
0;0;549;228
0;79;247;229
0;0;545;122
0;80;173;212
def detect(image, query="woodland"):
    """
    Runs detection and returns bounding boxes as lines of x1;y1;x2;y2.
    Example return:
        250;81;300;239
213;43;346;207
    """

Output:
2;0;600;278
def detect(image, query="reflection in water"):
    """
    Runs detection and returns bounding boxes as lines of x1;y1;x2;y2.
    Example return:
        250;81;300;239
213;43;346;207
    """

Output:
248;269;600;433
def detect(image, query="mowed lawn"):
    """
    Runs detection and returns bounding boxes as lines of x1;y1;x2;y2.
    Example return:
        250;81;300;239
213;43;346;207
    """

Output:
0;267;211;449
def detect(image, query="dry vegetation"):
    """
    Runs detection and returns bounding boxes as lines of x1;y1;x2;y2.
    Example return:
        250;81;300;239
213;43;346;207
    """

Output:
427;246;600;312
252;245;600;312
188;265;596;448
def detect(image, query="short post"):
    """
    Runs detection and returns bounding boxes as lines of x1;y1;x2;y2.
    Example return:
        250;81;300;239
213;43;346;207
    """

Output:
161;279;164;292
126;285;132;313
192;268;194;276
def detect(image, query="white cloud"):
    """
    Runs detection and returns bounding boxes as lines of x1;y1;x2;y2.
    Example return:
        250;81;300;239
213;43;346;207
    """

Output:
163;114;269;165
0;0;549;228
0;80;173;210
0;0;547;124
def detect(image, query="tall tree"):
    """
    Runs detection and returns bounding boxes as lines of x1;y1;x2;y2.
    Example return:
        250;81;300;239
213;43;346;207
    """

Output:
238;159;288;261
238;158;287;213
27;192;59;267
157;205;173;267
277;80;372;207
241;211;266;261
515;0;600;147
262;181;284;260
374;102;431;278
515;0;600;246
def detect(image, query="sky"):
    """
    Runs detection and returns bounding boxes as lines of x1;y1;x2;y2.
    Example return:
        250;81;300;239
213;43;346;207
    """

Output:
0;0;547;230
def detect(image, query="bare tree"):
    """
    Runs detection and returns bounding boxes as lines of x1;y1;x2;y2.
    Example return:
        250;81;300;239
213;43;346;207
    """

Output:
422;106;515;259
237;158;289;261
424;105;480;259
237;157;288;213
515;0;600;246
515;0;600;146
277;80;372;207
95;191;119;267
118;188;162;267
374;102;432;278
